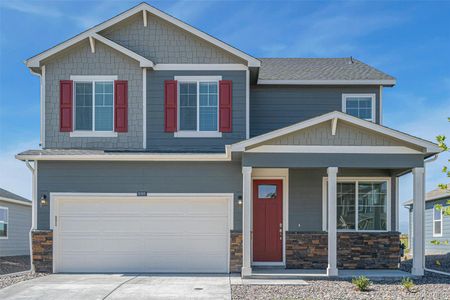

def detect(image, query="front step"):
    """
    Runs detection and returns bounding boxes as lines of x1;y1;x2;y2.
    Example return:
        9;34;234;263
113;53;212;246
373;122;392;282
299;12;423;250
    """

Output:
248;267;328;280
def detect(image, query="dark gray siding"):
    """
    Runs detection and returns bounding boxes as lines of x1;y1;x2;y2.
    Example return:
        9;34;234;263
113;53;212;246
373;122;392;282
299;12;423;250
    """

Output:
288;168;396;231
0;200;31;256
243;153;424;169
250;85;380;137
146;70;246;152
37;161;242;230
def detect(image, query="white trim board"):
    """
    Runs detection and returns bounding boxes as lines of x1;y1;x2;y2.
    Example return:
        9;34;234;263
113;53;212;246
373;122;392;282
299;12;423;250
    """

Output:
231;111;441;154
154;64;248;71
257;79;396;86
0;206;8;239
0;197;32;207
246;145;422;154
251;168;289;267
25;3;260;68
432;205;443;237
342;93;376;123
322;176;392;232
16;151;232;162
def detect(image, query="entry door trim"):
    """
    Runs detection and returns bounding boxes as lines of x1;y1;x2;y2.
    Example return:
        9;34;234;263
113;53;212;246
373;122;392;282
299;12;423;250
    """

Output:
251;168;289;266
50;192;234;273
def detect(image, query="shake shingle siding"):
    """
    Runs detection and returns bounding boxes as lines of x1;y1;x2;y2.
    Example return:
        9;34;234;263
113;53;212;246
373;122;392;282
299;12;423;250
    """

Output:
101;13;245;64
44;40;143;150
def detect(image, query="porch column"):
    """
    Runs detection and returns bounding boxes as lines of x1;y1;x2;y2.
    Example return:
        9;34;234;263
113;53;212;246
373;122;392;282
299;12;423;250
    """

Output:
327;167;338;276
412;167;425;276
242;166;252;277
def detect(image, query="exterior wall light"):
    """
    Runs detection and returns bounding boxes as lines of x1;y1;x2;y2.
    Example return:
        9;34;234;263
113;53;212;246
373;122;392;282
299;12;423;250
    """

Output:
40;194;48;207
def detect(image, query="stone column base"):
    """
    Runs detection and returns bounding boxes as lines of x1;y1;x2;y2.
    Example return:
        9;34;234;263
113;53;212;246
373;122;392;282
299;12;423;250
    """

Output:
31;230;53;273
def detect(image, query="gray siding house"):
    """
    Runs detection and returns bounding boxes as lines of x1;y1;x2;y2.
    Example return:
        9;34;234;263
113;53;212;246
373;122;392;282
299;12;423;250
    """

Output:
17;2;440;276
0;188;31;257
405;186;450;255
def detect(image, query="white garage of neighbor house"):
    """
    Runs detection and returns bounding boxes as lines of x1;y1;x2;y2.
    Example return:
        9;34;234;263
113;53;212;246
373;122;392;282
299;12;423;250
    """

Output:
0;188;32;257
50;193;233;273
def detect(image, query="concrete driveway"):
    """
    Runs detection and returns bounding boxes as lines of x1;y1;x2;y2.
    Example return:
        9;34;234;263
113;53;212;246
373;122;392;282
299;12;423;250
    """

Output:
0;274;231;300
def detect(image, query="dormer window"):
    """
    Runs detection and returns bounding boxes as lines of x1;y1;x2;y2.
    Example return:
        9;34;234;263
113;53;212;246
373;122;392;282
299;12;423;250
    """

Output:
342;94;376;122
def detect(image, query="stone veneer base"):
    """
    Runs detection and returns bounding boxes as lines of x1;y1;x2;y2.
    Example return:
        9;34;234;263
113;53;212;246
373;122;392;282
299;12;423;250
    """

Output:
230;231;243;273
285;231;401;269
31;230;53;273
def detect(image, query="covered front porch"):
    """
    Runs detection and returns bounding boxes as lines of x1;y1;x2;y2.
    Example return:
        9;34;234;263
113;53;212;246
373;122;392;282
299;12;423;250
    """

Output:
231;112;441;278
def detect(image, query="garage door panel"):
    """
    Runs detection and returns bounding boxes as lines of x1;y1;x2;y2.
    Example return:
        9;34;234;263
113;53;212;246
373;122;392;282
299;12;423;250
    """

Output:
55;195;230;273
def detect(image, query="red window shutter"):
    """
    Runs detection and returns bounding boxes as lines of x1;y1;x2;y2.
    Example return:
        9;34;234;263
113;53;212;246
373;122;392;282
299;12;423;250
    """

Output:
114;80;128;132
164;80;178;132
60;80;73;132
219;80;232;132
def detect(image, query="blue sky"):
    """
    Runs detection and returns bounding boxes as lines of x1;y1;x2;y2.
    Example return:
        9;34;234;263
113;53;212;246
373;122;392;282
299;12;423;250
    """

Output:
0;0;449;232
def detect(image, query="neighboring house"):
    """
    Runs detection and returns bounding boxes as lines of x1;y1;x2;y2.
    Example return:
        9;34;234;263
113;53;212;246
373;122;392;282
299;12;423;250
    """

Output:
0;188;31;257
404;186;450;255
16;2;441;276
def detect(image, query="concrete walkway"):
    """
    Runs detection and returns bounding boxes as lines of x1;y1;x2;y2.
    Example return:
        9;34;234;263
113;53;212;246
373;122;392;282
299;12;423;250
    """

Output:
0;274;231;300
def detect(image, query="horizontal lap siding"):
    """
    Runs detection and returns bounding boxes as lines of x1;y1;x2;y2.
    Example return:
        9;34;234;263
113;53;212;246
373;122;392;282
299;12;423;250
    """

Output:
425;199;450;254
147;71;246;152
37;161;242;230
250;85;380;137
0;200;31;256
288;168;395;231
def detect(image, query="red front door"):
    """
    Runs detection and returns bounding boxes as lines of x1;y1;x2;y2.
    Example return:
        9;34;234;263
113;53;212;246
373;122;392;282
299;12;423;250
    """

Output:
253;179;283;262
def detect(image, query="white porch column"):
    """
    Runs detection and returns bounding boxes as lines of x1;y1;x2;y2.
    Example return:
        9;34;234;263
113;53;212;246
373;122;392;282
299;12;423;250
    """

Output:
327;167;338;276
242;166;253;277
412;167;425;276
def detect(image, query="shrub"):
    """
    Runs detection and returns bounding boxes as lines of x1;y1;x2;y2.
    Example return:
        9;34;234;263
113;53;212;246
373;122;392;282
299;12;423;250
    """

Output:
401;277;417;293
352;276;371;292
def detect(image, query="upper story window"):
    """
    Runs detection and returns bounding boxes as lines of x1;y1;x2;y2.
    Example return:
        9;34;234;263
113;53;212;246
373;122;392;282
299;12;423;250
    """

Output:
342;94;376;122
174;76;222;138
0;207;8;238
325;178;390;232
433;205;443;237
69;75;119;137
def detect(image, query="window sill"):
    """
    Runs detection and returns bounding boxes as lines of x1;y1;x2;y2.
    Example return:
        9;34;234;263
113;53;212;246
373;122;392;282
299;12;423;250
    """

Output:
174;131;222;138
70;131;118;138
0;237;8;240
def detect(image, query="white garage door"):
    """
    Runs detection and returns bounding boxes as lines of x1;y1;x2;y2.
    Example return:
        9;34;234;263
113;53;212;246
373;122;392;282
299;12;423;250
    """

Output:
53;194;231;273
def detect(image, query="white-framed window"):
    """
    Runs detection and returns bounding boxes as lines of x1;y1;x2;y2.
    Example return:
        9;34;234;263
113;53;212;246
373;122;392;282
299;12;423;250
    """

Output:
433;204;443;237
174;76;222;138
0;207;8;239
323;177;391;232
70;75;118;138
342;93;376;122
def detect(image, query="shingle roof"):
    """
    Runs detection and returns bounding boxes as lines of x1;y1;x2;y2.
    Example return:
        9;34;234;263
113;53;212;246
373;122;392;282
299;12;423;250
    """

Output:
257;58;395;84
0;188;30;204
403;184;450;206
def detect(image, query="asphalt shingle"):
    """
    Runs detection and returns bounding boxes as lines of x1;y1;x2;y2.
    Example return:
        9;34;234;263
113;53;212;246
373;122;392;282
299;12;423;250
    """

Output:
258;57;395;82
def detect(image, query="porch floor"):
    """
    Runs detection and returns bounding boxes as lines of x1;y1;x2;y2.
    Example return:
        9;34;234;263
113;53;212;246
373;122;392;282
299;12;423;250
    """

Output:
248;268;414;281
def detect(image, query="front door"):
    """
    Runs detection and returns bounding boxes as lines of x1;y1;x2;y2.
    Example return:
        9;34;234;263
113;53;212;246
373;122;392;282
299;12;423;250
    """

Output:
253;179;283;262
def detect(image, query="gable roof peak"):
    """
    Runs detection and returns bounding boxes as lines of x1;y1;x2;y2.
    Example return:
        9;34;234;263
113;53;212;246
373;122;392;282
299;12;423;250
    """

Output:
25;2;260;68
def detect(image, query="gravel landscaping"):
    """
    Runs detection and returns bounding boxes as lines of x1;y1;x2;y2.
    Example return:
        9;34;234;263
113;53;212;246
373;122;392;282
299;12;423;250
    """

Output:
233;260;450;300
0;271;47;289
232;272;450;300
0;256;31;275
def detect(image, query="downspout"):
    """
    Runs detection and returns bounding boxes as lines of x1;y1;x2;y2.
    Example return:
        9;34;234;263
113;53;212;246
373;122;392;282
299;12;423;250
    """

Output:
25;160;37;273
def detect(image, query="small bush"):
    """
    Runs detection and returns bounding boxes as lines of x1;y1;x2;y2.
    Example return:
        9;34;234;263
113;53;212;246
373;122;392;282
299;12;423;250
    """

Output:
352;276;371;292
401;277;417;293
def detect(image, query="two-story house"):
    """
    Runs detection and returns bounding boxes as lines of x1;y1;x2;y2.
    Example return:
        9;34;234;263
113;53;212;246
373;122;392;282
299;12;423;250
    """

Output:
17;2;440;277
